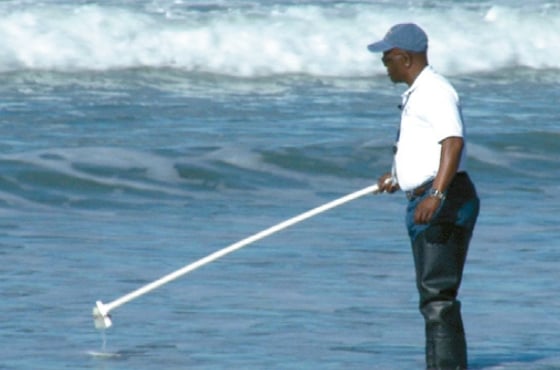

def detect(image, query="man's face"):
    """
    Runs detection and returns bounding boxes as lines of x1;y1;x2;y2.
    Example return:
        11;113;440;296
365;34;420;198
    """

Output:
381;48;407;83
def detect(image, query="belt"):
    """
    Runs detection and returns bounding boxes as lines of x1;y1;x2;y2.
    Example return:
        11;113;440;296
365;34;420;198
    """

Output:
405;180;432;200
405;172;467;201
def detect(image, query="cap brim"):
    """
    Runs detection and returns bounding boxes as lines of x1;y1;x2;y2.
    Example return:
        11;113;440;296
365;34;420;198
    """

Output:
367;40;393;53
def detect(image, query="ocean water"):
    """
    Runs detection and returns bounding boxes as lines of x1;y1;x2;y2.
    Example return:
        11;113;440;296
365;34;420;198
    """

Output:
1;0;559;369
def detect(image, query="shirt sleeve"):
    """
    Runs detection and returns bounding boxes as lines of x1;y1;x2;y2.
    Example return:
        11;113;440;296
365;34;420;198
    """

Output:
418;82;464;143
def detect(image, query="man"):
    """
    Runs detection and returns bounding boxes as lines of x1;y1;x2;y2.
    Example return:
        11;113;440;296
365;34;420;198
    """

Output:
368;23;480;369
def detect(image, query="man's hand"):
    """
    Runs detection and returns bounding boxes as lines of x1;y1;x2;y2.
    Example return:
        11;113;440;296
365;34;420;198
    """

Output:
377;173;399;193
414;196;441;224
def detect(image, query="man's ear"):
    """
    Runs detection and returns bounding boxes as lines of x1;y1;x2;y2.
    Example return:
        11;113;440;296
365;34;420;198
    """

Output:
403;52;412;67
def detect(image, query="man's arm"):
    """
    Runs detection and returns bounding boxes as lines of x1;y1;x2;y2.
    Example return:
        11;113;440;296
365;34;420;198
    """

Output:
414;136;463;224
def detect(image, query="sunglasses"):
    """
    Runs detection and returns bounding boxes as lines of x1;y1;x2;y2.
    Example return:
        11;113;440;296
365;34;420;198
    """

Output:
381;53;405;66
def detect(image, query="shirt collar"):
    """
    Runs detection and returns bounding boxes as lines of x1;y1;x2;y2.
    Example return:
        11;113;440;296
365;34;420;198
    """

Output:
402;65;432;99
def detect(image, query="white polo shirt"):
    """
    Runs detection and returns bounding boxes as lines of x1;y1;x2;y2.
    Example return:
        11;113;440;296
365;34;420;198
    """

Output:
394;66;466;191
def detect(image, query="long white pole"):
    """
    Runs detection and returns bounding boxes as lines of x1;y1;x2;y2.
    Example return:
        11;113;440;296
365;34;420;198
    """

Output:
93;184;380;329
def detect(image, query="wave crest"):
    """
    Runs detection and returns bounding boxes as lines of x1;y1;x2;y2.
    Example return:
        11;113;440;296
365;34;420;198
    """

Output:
0;2;558;76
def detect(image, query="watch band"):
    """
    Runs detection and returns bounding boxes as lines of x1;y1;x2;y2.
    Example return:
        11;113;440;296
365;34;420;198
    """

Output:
429;188;446;200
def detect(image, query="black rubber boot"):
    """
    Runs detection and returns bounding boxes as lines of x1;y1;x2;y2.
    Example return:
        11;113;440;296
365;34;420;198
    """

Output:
423;300;467;370
412;223;471;370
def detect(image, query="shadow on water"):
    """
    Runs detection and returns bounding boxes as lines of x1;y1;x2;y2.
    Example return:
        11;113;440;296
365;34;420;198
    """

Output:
88;342;179;361
470;352;555;370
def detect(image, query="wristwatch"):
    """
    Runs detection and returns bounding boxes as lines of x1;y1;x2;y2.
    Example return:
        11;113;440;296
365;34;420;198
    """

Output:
429;188;446;200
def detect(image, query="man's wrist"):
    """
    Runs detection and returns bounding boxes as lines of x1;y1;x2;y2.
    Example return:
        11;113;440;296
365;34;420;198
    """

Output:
429;188;446;200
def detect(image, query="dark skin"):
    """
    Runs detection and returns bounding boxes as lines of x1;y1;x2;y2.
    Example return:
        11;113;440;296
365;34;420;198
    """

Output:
376;48;464;224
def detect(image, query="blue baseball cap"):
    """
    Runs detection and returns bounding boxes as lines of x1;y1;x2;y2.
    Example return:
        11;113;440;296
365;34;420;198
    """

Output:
367;23;428;53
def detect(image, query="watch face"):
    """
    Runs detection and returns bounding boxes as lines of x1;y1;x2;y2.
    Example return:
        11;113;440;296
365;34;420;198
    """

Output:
429;189;445;200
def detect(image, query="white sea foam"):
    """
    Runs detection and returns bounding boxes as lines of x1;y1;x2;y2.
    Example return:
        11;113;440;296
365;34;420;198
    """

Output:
0;2;558;76
87;350;121;358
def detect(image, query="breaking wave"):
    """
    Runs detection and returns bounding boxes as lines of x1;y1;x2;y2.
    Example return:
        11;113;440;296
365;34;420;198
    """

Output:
0;1;558;76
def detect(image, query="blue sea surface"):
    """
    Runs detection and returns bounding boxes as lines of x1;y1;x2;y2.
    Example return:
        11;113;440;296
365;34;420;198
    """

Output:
1;1;559;369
